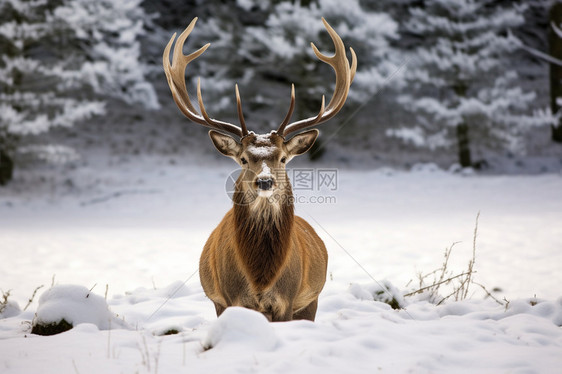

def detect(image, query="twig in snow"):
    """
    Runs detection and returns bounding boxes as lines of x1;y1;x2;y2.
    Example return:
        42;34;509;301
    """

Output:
503;297;511;311
72;359;80;374
138;335;150;372
23;285;44;311
462;212;479;300
0;289;11;314
473;281;505;306
86;283;97;298
404;271;472;298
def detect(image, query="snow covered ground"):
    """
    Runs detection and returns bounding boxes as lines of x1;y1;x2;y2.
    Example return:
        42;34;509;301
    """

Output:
1;156;561;373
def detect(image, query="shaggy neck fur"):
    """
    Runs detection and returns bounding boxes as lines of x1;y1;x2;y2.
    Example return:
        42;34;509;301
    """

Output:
233;181;294;289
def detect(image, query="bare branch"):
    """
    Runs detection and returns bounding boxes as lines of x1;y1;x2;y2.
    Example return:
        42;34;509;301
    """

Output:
519;43;562;66
23;285;44;311
403;271;472;297
473;282;505;306
552;21;562;39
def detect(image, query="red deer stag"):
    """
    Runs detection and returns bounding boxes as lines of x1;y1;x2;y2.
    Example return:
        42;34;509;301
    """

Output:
163;17;356;321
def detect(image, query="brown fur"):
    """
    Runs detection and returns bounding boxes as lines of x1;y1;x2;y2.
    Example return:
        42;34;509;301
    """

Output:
233;190;294;288
199;131;328;321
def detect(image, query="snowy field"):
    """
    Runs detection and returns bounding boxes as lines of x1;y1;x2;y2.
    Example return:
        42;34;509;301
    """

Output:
1;156;562;373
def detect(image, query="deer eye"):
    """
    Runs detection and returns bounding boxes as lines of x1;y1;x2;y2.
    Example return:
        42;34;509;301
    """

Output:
240;157;248;165
280;157;287;164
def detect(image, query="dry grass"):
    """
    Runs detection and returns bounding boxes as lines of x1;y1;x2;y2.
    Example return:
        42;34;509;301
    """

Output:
404;212;505;306
23;285;44;311
0;289;11;314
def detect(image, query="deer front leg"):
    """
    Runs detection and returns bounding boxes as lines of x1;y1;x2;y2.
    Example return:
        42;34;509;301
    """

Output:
292;299;318;321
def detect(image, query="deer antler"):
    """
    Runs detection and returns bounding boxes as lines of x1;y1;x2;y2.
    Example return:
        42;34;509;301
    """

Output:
164;18;355;140
163;17;248;138
277;18;357;138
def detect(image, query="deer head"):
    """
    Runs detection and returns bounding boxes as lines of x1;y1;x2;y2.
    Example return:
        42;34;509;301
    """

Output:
163;17;356;206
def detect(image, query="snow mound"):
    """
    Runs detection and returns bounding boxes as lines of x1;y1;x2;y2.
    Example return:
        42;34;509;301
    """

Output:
348;280;406;310
0;299;21;319
203;307;278;351
32;285;125;333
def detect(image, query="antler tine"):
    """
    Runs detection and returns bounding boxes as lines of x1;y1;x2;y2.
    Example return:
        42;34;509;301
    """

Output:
280;18;356;137
235;84;249;137
163;17;243;138
163;28;207;124
276;84;296;136
349;47;357;83
314;95;326;123
196;78;221;128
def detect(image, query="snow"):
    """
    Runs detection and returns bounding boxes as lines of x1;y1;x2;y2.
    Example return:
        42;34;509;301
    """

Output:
1;156;562;373
203;307;278;351
247;134;277;158
2;282;561;373
257;161;273;179
0;300;20;319
17;145;80;164
247;145;276;158
33;285;126;331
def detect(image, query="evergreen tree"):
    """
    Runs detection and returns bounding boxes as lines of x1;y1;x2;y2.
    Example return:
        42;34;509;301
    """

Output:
242;0;401;107
0;0;158;184
390;0;543;168
187;0;401;134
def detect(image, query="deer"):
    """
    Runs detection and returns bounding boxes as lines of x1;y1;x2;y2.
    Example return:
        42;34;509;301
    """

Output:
163;17;356;322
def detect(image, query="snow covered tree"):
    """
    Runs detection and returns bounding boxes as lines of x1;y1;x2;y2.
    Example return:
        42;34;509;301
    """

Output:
389;0;544;168
188;0;402;136
242;0;401;110
550;1;562;143
0;0;158;185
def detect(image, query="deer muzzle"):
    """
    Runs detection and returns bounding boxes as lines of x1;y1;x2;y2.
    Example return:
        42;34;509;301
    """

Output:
257;178;274;191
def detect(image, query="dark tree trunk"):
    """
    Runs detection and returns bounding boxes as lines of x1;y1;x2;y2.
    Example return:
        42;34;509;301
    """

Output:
0;148;14;185
554;124;562;143
550;2;562;142
456;123;472;168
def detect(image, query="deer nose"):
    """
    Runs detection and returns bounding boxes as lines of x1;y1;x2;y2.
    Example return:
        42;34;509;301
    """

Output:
257;178;274;191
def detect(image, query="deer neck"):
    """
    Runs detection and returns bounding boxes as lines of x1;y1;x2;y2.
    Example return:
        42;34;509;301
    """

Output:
233;188;294;289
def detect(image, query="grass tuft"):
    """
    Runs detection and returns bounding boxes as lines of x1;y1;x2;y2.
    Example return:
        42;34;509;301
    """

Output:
31;318;73;336
160;328;180;336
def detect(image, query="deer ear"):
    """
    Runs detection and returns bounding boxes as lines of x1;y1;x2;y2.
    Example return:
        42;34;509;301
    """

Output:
285;129;319;157
209;130;241;158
